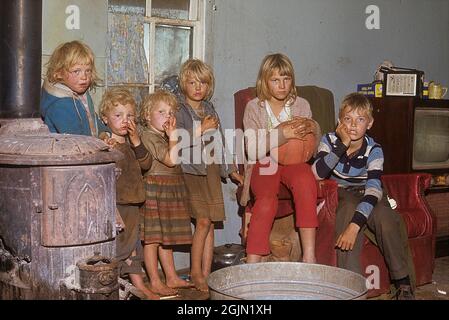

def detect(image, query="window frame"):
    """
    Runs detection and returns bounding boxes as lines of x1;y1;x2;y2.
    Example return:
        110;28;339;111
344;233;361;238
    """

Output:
107;0;206;93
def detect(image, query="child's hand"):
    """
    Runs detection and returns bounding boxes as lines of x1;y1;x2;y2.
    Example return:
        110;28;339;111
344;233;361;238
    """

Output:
201;115;218;134
290;117;315;139
239;211;252;245
163;116;177;141
104;137;120;148
127;118;141;147
229;171;244;186
115;207;125;234
335;222;360;251
278;118;310;140
336;120;351;147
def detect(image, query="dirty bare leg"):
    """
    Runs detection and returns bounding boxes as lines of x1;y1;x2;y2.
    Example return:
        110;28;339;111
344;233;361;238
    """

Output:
125;249;160;300
191;218;211;291
201;223;215;278
299;227;316;263
159;246;192;288
143;243;178;296
246;253;263;263
127;272;160;300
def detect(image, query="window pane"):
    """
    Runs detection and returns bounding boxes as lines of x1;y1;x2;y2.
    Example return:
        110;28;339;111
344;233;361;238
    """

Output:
108;0;145;15
154;25;192;85
151;0;190;20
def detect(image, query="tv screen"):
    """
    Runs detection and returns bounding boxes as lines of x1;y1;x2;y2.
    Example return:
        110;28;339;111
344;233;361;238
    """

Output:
413;107;449;170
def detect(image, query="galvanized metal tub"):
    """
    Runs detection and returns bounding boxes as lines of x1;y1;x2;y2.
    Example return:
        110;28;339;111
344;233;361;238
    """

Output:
207;262;367;300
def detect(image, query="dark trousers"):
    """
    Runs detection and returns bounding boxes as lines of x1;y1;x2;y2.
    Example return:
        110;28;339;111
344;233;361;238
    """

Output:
335;188;412;281
116;204;144;276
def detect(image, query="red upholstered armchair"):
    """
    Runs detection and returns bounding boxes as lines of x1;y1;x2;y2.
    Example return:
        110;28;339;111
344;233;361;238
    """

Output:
234;87;436;298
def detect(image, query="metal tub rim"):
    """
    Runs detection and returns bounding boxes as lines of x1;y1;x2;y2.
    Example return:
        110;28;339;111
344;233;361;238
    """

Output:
207;262;368;300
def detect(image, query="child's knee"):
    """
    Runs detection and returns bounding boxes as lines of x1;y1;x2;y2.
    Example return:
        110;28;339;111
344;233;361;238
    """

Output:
251;197;278;220
195;218;212;230
253;195;277;209
373;206;402;233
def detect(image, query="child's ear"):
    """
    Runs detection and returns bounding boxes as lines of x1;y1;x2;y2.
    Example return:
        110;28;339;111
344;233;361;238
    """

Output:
54;69;65;82
367;119;374;130
101;116;108;125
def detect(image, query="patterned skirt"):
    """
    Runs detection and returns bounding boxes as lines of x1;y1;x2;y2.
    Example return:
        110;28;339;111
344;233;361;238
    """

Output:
140;175;193;245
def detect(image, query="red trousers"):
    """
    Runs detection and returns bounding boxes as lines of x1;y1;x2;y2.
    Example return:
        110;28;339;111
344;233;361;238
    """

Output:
246;160;318;255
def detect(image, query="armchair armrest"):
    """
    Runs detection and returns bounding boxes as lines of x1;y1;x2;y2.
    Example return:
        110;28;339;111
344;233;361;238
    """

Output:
382;173;435;237
381;173;431;209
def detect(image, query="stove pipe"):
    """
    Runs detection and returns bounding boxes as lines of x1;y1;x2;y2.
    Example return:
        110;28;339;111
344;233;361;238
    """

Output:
0;0;42;119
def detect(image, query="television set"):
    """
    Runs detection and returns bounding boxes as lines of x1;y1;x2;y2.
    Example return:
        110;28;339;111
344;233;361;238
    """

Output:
368;97;449;186
413;107;449;171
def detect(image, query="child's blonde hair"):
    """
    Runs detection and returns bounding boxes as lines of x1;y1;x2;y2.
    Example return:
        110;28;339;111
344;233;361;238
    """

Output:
99;88;137;119
339;93;373;121
45;40;101;89
140;90;178;127
256;53;297;102
179;59;215;100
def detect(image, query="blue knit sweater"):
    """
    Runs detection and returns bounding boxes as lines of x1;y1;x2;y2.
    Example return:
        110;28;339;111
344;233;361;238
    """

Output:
312;132;384;227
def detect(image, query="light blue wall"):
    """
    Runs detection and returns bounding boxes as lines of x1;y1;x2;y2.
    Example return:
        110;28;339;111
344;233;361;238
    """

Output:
42;0;108;108
209;0;449;246
40;0;449;268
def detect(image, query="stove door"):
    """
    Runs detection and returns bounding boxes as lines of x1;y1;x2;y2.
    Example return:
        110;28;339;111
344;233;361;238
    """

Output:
40;164;116;247
0;166;32;257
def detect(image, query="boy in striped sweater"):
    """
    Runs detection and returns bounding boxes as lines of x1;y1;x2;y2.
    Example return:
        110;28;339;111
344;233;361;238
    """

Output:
312;93;414;300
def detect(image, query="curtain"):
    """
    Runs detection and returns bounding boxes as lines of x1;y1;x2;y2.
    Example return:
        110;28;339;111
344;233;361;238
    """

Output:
107;7;148;85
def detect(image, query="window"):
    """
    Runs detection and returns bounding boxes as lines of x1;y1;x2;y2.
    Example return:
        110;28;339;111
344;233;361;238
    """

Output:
106;0;205;106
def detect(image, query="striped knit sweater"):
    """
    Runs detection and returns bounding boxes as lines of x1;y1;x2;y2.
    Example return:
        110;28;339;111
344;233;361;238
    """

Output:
312;132;384;227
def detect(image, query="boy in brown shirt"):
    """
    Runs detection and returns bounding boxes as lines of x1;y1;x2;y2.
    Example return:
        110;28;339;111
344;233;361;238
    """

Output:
100;88;158;300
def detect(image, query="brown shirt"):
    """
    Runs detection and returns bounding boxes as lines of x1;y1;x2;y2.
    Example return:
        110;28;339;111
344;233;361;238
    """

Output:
115;142;151;205
141;127;183;176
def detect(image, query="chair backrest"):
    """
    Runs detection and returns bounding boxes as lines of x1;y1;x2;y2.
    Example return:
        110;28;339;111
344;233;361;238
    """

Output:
234;86;336;134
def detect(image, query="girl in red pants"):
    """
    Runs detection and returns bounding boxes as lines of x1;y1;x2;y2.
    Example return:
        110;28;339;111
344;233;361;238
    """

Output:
241;53;320;263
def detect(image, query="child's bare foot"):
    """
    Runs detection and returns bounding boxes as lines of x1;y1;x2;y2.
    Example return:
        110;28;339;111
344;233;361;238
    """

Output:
191;273;209;292
150;282;179;296
139;286;161;300
166;277;194;289
127;274;161;300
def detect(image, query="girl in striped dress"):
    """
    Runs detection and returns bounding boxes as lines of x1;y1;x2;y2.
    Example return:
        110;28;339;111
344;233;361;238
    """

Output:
140;90;193;297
